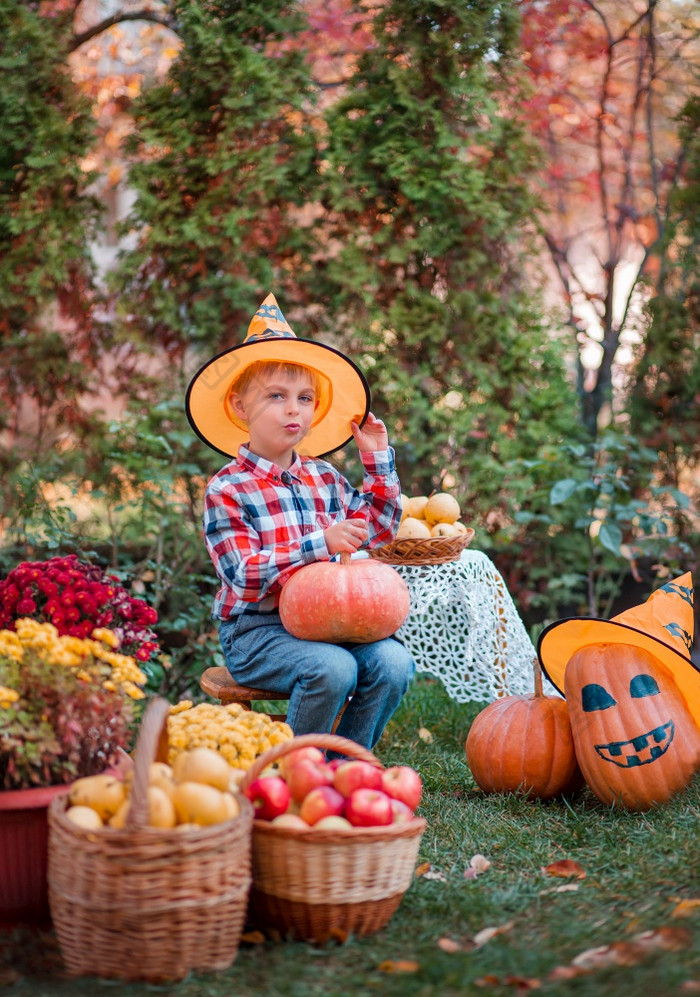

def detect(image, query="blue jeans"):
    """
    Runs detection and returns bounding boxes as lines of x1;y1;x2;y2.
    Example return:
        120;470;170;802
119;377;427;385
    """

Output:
218;612;415;750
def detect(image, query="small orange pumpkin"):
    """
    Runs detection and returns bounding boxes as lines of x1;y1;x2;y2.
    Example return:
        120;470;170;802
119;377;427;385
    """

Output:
465;660;582;800
279;553;411;644
565;643;700;811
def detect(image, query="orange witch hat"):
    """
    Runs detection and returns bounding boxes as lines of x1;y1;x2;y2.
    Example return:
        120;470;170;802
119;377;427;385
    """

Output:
538;573;700;727
186;293;370;459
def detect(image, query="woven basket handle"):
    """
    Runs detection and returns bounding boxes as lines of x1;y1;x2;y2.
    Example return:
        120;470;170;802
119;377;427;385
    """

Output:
124;696;171;831
239;733;382;794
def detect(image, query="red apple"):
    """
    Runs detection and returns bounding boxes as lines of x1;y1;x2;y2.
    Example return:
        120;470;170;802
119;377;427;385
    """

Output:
286;758;334;804
278;746;325;777
299;785;345;826
333;759;383;798
344;788;393;827
389;798;414;824
381;765;422;811
244;775;291;820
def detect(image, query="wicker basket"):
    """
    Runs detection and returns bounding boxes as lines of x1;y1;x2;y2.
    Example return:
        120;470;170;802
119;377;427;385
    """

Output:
370;528;475;566
240;733;426;943
47;697;254;982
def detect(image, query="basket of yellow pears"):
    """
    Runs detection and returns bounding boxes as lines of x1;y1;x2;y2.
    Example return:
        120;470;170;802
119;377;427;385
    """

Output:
47;697;254;982
371;491;474;565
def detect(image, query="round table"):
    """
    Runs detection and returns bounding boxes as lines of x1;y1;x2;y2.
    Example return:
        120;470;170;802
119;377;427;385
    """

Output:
391;549;540;703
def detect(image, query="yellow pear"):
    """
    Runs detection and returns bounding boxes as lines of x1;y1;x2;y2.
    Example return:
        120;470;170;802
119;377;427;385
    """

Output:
405;496;429;519
148;785;178;829
453;520;469;534
431;522;458;537
400;493;411;522
172;782;232;826
220;792;241;821
65;805;104;830
172;746;232;791
424;492;461;525
69;774;126;821
148;761;177;798
108;799;131;829
397;517;432;539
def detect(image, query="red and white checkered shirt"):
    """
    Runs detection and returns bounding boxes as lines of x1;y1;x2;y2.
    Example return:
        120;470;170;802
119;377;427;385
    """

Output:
203;444;402;619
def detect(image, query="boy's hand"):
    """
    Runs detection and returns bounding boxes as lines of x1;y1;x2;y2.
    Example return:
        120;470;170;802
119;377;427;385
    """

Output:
351;412;388;453
324;519;369;555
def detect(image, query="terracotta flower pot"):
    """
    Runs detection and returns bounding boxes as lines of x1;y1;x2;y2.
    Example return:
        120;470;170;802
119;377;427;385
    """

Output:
0;783;70;926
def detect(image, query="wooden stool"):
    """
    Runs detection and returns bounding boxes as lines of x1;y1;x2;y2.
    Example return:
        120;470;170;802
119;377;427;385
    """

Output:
200;666;288;720
199;665;349;731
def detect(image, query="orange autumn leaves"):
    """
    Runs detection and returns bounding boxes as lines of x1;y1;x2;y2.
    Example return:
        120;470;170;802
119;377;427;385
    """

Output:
373;854;698;987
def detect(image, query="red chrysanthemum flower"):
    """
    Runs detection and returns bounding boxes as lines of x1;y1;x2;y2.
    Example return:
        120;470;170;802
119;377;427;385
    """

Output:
0;554;160;662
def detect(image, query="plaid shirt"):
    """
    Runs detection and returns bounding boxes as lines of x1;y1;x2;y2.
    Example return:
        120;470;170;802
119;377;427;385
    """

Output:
203;444;402;619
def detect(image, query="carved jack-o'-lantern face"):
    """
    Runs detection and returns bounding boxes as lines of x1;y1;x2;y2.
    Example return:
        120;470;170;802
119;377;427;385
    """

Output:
565;643;700;811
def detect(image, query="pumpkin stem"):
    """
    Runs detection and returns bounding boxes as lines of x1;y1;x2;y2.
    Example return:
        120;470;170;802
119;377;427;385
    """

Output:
533;657;544;698
340;552;351;566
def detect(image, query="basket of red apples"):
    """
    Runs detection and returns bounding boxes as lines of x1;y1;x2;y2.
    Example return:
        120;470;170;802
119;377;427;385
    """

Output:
239;733;426;942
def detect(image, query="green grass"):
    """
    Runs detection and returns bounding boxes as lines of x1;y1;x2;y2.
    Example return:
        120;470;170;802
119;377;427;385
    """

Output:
3;675;699;996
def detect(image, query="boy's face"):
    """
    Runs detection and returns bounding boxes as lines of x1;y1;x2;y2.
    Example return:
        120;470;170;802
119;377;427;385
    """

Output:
230;367;318;466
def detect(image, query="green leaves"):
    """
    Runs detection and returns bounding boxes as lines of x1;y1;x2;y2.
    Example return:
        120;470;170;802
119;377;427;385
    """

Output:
112;0;319;356
550;479;579;505
307;0;578;510
597;522;623;557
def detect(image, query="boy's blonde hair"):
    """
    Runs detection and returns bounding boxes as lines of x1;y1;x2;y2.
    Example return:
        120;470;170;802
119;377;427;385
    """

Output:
230;360;322;399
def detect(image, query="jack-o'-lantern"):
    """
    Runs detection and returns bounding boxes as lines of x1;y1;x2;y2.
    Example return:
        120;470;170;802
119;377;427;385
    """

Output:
564;644;700;810
538;571;700;811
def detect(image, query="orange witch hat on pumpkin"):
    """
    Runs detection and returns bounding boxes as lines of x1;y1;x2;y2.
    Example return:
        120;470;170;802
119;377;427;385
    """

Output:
185;293;370;459
538;573;700;728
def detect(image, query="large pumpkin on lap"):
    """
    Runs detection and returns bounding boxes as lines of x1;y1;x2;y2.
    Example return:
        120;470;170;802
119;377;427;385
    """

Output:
279;553;410;644
564;643;700;811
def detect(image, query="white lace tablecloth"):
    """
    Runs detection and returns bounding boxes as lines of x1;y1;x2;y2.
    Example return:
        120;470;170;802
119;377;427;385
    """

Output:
392;549;538;703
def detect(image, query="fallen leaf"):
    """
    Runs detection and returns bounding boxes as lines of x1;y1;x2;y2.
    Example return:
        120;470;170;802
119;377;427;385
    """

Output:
415;862;431;878
475;974;540;990
539;883;580;894
473;921;514;948
680;981;700;993
328;927;349;944
542;859;586;880
566;926;691;973
548;965;588;981
502;975;541;990
470;854;491;874
240;930;266;945
633;926;691;952
377;959;420;973
437;937;462;953
571;943;632;970
423;868;448;882
418;727;434;743
464;854;491;879
672;899;700;919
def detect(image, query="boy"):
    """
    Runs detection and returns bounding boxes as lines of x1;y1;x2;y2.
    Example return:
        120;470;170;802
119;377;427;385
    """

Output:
186;293;414;749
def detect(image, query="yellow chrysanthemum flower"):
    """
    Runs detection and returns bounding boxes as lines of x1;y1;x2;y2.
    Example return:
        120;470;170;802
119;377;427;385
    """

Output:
91;627;120;648
0;686;19;707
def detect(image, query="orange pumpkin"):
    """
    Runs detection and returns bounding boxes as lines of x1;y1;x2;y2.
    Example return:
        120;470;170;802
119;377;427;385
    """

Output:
279;553;411;644
465;660;582;800
565;643;700;811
